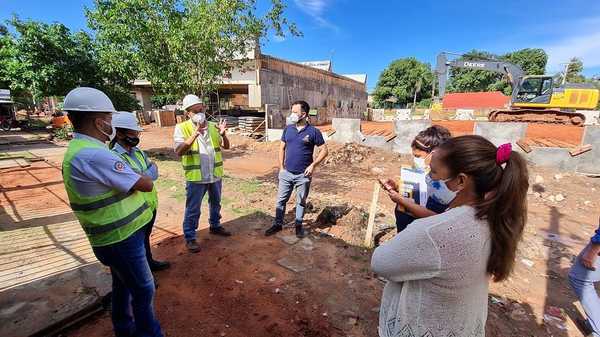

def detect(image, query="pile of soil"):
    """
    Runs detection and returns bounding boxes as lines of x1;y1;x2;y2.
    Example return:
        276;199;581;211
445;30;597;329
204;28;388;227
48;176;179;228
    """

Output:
324;143;375;166
314;205;369;247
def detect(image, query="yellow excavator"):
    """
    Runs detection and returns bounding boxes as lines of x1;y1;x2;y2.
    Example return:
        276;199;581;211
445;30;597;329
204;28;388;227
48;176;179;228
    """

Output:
435;52;599;126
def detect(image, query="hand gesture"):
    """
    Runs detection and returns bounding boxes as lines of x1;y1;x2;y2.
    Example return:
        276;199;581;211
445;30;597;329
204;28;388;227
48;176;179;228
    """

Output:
304;164;315;177
218;119;227;135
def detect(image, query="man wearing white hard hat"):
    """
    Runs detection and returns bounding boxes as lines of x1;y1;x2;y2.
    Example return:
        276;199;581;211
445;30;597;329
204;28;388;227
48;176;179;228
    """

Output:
174;94;230;252
110;111;170;272
61;87;163;337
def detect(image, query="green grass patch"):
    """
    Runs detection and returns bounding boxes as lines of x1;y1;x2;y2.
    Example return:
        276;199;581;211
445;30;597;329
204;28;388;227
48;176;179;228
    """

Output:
155;178;186;202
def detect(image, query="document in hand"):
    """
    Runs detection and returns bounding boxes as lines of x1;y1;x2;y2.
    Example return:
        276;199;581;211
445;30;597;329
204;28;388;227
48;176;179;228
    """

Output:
399;166;428;207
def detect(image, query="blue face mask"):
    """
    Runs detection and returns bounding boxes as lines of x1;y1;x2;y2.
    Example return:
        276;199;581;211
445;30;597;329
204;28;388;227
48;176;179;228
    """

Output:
426;173;458;205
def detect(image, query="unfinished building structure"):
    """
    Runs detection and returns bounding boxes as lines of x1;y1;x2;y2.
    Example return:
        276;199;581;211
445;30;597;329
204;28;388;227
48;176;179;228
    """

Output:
132;45;367;128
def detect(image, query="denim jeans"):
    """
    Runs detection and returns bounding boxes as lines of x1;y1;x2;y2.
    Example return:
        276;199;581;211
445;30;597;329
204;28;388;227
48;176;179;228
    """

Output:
92;229;163;337
182;180;223;241
569;246;600;337
274;169;311;226
144;209;157;263
395;197;447;233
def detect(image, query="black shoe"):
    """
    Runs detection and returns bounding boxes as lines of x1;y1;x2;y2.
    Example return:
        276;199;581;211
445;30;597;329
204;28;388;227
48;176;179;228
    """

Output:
186;239;201;253
149;260;171;272
265;224;283;236
210;227;232;237
295;224;305;238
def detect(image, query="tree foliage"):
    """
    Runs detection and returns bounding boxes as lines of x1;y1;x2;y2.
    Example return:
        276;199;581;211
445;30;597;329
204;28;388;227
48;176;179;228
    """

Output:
565;57;585;83
86;0;300;98
447;48;548;95
373;57;433;108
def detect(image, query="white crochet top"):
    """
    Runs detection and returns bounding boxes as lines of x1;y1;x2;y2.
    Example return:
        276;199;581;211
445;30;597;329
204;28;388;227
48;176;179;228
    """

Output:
371;206;491;337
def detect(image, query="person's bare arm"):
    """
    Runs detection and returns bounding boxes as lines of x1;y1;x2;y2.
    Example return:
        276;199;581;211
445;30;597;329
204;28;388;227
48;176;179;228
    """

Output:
131;175;154;192
218;119;230;150
304;144;328;177
387;190;437;218
279;141;286;170
175;124;203;157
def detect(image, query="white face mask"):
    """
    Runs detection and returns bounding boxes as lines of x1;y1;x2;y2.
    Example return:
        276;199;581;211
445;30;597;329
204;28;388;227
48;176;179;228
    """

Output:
98;120;116;141
287;112;300;125
426;173;458;205
191;112;206;125
413;157;426;170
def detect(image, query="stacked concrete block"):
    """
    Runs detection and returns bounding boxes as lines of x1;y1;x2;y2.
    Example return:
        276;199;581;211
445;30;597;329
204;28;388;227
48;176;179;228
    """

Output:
455;109;475;120
394;109;412;121
372;109;385;121
331;118;365;144
473;122;527;148
392;120;431;154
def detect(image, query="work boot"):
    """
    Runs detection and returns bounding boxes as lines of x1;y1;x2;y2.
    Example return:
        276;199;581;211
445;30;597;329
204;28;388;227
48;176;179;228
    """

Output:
149;260;171;272
265;224;283;236
210;227;232;237
295;224;305;238
186;239;200;253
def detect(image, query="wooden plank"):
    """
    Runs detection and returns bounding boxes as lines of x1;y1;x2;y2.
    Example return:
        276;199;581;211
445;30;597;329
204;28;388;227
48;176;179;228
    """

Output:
570;144;592;157
516;139;532;153
385;135;397;143
364;183;380;248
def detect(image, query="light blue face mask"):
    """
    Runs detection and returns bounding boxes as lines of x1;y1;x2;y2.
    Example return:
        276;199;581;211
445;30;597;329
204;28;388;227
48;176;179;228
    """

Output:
426;173;458;205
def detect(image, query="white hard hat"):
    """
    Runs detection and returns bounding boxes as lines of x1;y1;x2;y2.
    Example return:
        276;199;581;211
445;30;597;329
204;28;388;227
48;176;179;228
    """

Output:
63;87;116;113
112;111;143;131
182;94;204;111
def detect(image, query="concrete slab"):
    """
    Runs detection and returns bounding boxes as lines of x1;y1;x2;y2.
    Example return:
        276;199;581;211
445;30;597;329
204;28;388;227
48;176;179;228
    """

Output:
473;122;527;148
579;110;599;126
0;263;111;337
576;126;600;175
526;147;577;171
362;136;394;152
331;118;364;143
392;120;431;154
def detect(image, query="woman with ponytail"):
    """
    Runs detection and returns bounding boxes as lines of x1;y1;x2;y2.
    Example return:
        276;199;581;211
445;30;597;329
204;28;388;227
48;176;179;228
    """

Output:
371;135;529;337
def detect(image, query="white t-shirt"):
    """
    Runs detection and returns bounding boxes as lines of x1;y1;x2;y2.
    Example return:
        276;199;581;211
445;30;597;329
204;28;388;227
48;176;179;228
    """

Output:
371;206;491;337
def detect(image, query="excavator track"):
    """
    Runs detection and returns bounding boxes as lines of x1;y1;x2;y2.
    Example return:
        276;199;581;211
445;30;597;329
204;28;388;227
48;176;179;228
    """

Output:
488;109;586;126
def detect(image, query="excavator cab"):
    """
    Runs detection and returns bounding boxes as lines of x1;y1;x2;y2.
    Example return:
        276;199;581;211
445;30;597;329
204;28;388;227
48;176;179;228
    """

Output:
514;76;554;104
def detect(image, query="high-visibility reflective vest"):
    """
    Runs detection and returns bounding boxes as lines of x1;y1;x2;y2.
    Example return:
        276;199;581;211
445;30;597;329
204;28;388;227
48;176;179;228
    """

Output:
114;147;159;211
62;138;152;247
178;120;224;182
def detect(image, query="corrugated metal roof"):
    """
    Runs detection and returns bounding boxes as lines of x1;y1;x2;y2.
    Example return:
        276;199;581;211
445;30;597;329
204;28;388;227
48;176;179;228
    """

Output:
442;91;510;109
341;74;367;84
298;60;332;72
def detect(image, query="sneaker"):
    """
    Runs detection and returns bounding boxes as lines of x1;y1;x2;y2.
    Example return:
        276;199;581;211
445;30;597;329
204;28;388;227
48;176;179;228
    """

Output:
209;227;232;237
149;260;171;272
186;239;200;253
295;224;305;238
265;224;283;236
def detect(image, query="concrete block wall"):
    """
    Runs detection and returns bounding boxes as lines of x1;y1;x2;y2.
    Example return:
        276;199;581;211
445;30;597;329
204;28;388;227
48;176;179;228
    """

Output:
473;122;527;148
392;120;431;154
575;126;600;175
330;118;364;143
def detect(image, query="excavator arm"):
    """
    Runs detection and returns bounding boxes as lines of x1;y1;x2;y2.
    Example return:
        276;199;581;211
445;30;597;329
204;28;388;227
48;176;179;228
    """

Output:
435;52;525;102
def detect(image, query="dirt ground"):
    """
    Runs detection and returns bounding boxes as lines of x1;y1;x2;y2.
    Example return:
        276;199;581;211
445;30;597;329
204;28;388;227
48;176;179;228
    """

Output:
52;125;600;337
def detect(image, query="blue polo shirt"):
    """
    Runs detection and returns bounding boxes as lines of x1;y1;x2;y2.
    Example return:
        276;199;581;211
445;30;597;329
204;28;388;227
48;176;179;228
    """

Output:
281;124;325;174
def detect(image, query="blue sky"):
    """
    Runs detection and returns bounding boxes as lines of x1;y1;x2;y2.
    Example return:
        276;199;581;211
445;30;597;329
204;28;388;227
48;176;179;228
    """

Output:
2;0;599;91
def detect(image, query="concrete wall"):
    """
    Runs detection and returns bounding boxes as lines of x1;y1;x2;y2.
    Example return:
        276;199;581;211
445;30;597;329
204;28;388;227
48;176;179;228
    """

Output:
473;122;527;148
392;120;431;154
576;126;600;175
259;55;367;126
330;118;364;143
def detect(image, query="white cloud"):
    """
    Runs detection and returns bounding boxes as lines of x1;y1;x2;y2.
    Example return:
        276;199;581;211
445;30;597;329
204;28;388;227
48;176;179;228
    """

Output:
273;35;286;43
294;0;339;32
543;33;600;72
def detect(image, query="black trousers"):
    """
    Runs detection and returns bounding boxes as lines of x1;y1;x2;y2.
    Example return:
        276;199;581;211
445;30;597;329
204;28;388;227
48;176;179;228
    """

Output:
144;209;157;264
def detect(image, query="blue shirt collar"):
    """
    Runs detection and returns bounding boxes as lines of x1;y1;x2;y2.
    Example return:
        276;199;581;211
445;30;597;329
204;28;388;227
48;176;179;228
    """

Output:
73;132;108;147
112;142;139;156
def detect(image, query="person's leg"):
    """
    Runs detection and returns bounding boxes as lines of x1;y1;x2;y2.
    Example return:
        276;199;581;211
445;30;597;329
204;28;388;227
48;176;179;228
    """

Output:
394;207;415;233
93;246;135;337
207;180;223;230
293;174;311;226
182;182;208;242
274;170;295;225
110;230;163;337
569;248;600;336
144;210;157;263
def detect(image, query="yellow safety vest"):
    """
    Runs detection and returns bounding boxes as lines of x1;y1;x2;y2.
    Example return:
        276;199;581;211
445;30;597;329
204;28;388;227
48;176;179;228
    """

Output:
178;120;224;181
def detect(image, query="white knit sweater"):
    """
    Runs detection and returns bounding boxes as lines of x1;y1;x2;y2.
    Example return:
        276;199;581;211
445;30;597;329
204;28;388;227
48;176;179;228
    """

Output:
371;206;491;337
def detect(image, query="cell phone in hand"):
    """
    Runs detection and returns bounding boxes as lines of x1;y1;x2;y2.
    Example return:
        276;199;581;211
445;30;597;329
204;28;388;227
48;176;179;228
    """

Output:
378;178;394;192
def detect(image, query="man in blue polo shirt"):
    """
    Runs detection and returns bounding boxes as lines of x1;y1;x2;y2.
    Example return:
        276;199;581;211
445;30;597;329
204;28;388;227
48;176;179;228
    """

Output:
265;100;329;238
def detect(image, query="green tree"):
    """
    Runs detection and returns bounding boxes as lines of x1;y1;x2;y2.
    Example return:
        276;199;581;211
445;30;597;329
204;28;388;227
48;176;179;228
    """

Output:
86;0;299;98
565;57;585;83
373;57;433;108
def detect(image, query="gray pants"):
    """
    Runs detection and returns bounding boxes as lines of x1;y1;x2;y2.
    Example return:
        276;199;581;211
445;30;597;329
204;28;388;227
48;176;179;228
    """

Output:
274;169;311;226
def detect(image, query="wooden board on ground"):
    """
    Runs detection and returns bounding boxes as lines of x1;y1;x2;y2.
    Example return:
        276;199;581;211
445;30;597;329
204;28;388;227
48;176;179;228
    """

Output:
364;182;380;248
156;110;176;127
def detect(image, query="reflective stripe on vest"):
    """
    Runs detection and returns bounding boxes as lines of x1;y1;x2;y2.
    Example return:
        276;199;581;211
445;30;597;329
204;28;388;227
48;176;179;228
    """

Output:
62;138;152;247
113;148;159;210
178;120;224;181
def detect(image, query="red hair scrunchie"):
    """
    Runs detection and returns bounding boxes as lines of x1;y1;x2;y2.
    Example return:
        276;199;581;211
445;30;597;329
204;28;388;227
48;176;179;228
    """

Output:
496;143;512;165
